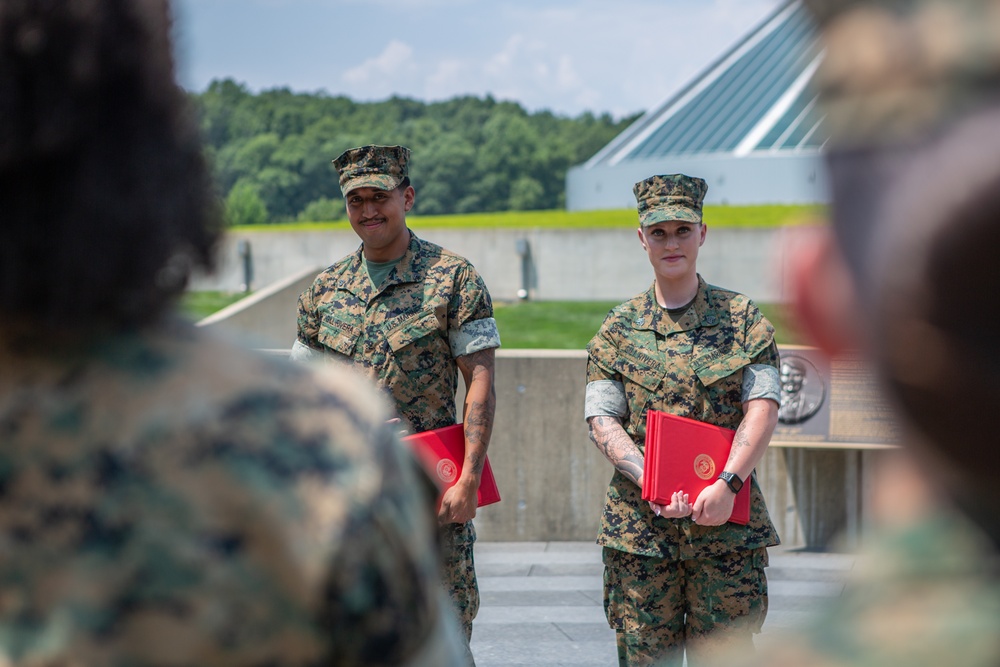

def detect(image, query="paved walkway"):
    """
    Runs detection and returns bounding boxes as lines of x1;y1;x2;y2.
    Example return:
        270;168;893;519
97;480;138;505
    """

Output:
470;541;856;667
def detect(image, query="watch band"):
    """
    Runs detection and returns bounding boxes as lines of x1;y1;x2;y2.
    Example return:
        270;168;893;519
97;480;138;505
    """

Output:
718;471;743;494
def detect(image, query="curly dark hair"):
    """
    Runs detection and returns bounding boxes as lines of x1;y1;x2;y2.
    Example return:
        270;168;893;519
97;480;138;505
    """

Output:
0;0;221;334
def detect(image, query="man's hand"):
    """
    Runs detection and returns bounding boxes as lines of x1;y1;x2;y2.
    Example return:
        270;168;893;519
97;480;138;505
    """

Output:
438;476;478;525
691;480;735;526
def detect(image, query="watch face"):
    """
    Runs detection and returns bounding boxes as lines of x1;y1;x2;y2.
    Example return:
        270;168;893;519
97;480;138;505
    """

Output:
720;472;742;493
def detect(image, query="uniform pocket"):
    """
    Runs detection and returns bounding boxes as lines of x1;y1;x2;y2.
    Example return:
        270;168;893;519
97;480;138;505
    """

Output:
610;349;663;392
749;548;769;632
610;347;664;436
318;314;361;358
386;310;442;352
693;348;752;387
602;548;627;631
385;310;450;386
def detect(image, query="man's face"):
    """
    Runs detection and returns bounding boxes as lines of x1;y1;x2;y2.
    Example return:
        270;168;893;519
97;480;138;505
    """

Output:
344;184;414;260
637;220;707;282
781;362;805;394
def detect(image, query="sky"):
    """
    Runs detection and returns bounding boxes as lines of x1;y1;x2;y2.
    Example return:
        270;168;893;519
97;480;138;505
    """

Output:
173;0;785;120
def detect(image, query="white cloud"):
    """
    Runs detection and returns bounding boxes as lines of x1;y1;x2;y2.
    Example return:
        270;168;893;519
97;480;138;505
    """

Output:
464;33;608;114
424;59;469;98
179;0;786;116
342;40;416;86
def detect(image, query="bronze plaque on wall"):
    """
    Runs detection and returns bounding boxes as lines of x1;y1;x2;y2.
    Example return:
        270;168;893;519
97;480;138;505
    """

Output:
771;346;899;448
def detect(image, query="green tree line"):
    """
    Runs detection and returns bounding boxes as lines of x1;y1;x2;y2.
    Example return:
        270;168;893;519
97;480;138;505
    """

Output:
193;79;639;224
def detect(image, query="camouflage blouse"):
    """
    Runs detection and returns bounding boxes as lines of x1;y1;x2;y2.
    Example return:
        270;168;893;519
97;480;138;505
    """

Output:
586;277;781;559
738;511;1000;667
0;323;461;666
295;232;500;436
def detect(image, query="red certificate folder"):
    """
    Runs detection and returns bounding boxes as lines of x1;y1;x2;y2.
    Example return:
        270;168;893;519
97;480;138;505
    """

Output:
402;424;501;508
641;410;750;525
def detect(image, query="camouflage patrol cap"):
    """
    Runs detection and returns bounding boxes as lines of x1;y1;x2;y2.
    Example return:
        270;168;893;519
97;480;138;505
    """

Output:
332;145;410;195
633;174;708;226
805;0;1000;147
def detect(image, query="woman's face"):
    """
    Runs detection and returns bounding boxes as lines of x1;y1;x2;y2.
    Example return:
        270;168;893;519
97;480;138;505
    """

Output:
637;220;707;282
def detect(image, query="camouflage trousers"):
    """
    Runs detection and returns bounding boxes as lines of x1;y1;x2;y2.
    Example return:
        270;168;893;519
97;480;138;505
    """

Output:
603;546;769;667
440;521;480;666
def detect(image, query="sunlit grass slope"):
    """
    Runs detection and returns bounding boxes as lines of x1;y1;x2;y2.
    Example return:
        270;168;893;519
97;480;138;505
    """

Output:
232;204;824;232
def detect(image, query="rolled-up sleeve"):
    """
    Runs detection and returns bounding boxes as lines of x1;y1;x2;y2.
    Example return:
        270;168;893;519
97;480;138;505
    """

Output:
742;363;781;404
296;282;321;348
450;317;501;357
585;311;627;420
585;380;627;419
448;263;498;358
290;339;324;364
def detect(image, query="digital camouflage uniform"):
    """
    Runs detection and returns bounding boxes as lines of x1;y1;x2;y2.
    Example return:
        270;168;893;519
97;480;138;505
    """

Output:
587;217;781;665
0;322;465;666
729;512;1000;667
294;231;500;653
727;3;1000;667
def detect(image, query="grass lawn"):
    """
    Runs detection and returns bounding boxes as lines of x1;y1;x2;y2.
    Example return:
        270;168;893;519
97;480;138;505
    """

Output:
233;204;825;233
494;300;620;349
494;300;801;349
181;292;801;348
177;290;251;322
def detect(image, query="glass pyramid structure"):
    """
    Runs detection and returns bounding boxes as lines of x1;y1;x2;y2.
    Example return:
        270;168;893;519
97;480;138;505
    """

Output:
568;1;827;209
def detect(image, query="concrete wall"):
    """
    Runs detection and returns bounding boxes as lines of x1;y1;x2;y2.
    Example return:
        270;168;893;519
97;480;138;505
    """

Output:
193;227;791;305
470;350;884;550
197;265;322;349
566;153;829;210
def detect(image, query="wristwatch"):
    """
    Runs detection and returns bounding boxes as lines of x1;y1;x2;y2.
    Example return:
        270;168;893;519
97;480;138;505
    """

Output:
718;471;743;494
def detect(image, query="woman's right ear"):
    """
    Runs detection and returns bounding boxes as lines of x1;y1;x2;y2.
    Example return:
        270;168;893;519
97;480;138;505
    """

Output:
636;227;647;251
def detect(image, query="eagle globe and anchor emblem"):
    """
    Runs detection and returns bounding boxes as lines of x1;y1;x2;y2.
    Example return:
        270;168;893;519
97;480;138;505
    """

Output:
436;458;459;484
693;454;716;480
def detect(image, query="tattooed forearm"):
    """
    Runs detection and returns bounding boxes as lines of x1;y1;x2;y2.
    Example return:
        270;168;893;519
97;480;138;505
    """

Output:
722;398;779;476
588;416;644;486
465;398;493;437
458;348;496;477
725;426;751;468
466;449;485;476
464;399;491;474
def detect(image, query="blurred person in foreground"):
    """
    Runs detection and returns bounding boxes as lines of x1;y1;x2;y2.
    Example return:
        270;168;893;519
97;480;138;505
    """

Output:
727;0;1000;664
584;174;782;666
0;1;464;665
293;145;500;665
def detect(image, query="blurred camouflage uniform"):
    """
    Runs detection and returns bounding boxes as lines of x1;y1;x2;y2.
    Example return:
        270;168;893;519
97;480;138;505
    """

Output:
721;2;1000;667
737;512;1000;667
293;145;500;662
585;174;781;666
0;322;466;666
805;0;1000;148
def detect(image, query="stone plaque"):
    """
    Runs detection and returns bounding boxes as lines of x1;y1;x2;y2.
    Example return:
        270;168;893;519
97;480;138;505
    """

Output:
771;345;899;448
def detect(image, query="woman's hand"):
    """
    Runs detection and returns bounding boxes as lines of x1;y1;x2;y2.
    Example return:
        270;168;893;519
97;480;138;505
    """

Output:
649;491;692;519
691;480;736;526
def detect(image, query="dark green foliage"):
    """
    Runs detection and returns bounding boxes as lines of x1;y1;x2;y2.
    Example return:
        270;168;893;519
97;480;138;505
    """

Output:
225;181;268;226
193;82;637;224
